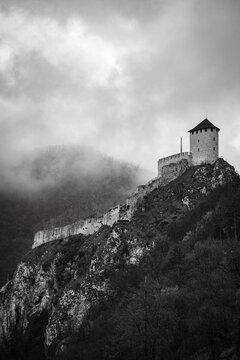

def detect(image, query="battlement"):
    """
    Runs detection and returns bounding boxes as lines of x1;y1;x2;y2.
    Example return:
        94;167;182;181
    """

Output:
158;152;190;164
158;152;192;177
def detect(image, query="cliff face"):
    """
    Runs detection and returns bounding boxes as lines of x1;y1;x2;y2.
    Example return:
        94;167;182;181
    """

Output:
0;159;239;360
1;223;149;359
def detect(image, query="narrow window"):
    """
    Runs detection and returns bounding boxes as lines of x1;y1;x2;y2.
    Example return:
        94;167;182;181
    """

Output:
196;130;198;134
198;139;199;142
200;129;202;133
213;147;215;150
198;148;200;152
213;137;215;141
211;128;213;132
205;129;207;132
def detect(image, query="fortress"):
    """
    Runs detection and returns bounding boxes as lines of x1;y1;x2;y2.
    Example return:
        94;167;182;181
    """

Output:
33;118;220;248
158;118;220;176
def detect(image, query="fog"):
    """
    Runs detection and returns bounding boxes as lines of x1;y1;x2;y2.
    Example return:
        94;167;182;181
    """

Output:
0;145;152;194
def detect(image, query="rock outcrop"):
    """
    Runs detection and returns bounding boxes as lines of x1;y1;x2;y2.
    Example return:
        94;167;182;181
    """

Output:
0;158;238;359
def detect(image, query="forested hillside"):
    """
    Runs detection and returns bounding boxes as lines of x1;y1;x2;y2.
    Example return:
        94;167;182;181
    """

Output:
1;159;240;360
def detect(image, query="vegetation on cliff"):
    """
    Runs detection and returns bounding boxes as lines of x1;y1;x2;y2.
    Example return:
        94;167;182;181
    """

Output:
0;145;148;287
1;159;240;360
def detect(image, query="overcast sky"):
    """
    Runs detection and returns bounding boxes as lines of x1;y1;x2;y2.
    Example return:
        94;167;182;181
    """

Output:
0;0;240;175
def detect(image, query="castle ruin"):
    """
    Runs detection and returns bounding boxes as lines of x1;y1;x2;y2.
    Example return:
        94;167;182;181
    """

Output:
33;118;220;248
158;118;220;177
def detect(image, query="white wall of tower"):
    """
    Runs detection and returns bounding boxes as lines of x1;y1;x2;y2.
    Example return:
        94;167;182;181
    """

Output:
190;128;219;165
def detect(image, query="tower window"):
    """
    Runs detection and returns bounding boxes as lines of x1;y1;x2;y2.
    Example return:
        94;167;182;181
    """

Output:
213;147;215;150
198;139;199;142
198;148;200;152
213;137;215;141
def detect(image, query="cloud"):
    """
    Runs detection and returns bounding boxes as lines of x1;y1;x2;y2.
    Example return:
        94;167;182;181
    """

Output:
3;0;166;25
0;9;130;88
0;7;142;167
0;0;240;179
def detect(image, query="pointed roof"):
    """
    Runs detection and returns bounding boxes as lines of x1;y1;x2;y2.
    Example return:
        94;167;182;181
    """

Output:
188;118;220;132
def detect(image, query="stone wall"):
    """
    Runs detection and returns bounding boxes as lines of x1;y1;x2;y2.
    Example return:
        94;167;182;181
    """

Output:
33;218;103;248
102;205;121;226
33;203;136;248
33;157;191;248
158;152;191;177
161;159;190;183
190;128;219;165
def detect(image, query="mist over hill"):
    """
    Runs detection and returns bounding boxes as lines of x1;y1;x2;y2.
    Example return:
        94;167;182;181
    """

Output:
0;145;152;286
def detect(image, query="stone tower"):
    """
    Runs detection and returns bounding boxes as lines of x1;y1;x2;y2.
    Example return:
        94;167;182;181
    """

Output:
188;118;220;165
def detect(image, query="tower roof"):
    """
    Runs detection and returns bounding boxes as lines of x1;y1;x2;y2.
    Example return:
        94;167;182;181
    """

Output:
188;119;220;133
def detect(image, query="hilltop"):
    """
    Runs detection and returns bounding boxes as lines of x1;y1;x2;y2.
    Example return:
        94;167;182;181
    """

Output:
1;158;240;360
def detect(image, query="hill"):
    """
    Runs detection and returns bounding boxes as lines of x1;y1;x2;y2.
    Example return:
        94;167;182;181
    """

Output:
1;159;240;360
0;146;149;287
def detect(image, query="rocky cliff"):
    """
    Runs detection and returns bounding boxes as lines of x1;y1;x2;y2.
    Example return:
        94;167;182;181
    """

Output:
0;159;239;360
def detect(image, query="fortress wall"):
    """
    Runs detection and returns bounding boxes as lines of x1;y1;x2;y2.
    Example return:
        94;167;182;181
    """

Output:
33;207;123;248
78;217;103;234
126;177;162;217
158;152;191;177
33;156;191;248
33;218;103;248
126;158;190;218
102;205;121;226
33;183;156;248
33;221;84;248
161;158;190;183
